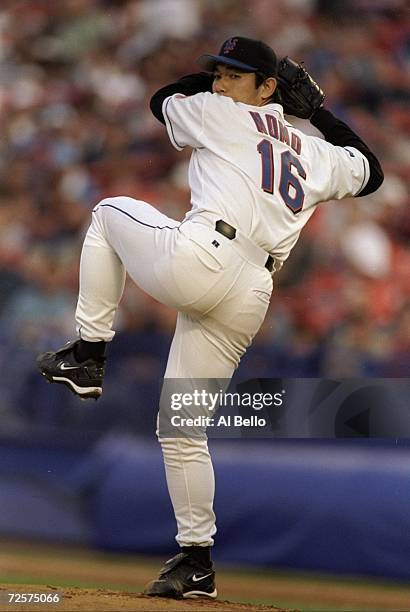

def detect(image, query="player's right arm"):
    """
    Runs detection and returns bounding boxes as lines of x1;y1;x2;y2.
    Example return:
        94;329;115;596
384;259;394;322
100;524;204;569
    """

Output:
310;108;384;197
150;73;213;125
149;73;214;150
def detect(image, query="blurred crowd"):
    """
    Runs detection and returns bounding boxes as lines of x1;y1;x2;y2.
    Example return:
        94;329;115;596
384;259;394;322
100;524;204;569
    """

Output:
0;0;409;432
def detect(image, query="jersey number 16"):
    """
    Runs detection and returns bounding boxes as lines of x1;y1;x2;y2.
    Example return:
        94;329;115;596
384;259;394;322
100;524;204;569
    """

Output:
257;140;306;214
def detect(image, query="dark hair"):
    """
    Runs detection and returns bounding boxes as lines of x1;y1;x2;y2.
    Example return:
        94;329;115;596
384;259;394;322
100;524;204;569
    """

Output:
255;71;282;104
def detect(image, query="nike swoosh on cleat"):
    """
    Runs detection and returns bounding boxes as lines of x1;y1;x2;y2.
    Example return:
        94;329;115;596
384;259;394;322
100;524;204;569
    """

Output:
192;573;213;583
59;363;80;370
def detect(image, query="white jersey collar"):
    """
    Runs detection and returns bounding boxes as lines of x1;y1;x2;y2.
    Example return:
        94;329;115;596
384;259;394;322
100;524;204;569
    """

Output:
263;102;284;116
237;100;284;117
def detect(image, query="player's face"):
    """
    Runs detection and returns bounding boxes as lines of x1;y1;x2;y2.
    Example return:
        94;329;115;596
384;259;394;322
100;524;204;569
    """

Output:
212;64;275;106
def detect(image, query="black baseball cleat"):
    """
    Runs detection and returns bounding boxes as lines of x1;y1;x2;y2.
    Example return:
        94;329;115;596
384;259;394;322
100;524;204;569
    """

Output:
144;552;217;599
36;340;105;400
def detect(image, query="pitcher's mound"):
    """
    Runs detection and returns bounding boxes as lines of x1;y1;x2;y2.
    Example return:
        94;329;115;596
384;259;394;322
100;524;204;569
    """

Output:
1;585;297;612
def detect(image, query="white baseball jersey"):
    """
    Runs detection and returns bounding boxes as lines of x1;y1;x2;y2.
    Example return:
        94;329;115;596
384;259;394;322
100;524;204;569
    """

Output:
163;92;370;268
75;92;370;550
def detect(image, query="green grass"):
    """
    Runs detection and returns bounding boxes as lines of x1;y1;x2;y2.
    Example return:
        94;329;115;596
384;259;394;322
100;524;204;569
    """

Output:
220;564;410;592
2;541;410;595
0;575;142;592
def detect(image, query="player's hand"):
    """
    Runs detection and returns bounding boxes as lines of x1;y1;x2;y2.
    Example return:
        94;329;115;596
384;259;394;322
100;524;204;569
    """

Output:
277;57;325;119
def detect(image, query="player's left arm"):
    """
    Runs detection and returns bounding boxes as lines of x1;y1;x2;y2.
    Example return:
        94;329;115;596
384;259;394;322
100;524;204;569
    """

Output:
277;57;383;197
150;73;213;125
310;108;384;197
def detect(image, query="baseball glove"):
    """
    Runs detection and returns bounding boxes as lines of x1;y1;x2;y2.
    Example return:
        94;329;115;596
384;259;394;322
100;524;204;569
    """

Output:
277;57;325;119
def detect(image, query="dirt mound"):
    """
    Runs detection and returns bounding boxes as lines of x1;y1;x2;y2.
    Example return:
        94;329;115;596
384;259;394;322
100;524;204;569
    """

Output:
0;585;295;612
2;541;410;611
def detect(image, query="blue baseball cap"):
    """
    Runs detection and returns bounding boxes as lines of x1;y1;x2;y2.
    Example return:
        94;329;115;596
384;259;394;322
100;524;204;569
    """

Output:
198;36;278;77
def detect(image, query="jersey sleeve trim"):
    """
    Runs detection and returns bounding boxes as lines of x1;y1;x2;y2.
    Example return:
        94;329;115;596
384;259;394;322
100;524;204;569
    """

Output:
163;96;184;151
356;157;368;194
345;146;370;195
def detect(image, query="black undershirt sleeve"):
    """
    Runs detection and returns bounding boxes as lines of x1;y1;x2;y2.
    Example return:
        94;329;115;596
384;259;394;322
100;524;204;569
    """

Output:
150;72;214;125
310;107;384;197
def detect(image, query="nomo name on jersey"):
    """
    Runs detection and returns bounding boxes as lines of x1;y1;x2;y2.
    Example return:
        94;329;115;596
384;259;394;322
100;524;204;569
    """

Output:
249;111;302;155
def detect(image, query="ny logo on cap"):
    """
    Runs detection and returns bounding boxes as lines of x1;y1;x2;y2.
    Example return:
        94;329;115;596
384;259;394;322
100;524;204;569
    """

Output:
223;38;238;55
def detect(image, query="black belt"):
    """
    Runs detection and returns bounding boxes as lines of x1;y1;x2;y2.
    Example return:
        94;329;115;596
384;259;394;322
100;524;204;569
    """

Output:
215;219;274;273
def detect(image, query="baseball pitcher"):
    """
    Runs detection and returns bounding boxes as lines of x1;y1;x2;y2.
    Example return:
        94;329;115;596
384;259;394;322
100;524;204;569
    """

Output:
37;37;383;599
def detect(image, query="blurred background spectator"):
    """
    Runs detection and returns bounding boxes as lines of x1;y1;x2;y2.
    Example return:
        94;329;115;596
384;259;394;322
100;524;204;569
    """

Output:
0;0;408;435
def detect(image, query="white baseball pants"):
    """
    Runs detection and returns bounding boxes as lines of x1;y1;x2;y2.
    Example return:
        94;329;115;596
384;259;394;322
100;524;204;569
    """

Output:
76;197;272;546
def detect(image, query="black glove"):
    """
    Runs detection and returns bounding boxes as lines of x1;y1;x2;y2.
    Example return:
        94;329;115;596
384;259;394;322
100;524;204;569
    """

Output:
277;57;325;119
